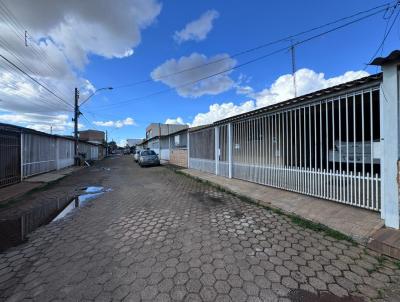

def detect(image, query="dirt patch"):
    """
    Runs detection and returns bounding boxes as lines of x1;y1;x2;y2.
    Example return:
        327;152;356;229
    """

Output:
288;289;364;302
233;209;245;219
189;192;226;206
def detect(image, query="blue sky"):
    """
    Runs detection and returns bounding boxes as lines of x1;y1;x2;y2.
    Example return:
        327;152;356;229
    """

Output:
0;0;398;145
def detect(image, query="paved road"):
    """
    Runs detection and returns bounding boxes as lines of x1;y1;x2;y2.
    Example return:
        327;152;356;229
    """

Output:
0;156;399;301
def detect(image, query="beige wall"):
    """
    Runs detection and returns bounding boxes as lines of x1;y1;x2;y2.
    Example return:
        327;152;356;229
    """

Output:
170;149;188;168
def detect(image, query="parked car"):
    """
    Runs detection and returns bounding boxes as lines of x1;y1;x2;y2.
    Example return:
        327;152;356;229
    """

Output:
134;150;141;162
138;150;160;167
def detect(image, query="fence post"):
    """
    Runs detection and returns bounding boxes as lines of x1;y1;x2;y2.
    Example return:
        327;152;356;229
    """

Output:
20;133;23;180
187;131;190;168
372;51;400;229
215;126;219;175
56;137;60;170
228;123;233;178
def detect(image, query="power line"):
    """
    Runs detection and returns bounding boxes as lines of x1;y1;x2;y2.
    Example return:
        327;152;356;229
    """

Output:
113;1;395;89
0;61;71;112
0;0;76;104
0;53;74;109
80;112;104;132
364;3;400;69
0;1;64;79
0;39;73;111
93;5;392;111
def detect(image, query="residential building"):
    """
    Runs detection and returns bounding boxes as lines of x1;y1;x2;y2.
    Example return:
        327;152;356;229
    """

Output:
79;130;105;144
145;123;187;139
0;123;102;188
184;50;400;230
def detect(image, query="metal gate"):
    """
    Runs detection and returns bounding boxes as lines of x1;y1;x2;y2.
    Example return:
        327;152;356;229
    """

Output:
217;125;229;177
189;127;215;173
231;86;381;211
0;130;21;187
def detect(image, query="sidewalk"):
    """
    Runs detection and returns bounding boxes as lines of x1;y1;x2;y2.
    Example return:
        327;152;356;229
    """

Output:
181;168;384;244
0;166;81;206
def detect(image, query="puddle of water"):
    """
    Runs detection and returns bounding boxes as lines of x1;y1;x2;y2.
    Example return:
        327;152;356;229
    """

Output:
84;186;104;193
288;289;364;302
52;186;111;222
52;199;79;221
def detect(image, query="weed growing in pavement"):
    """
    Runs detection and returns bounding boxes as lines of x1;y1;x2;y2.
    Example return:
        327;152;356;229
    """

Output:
289;215;355;243
174;168;356;244
395;261;400;270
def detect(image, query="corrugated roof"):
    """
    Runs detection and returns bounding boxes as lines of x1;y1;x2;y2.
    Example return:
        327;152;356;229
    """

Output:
0;123;102;146
214;73;382;125
370;50;400;66
188;124;213;133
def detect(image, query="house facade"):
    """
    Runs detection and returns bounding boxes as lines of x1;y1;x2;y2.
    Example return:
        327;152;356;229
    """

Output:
186;51;400;230
0;123;103;188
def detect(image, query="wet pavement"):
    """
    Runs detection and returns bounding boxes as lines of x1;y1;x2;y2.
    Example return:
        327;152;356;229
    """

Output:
0;155;400;301
52;186;111;222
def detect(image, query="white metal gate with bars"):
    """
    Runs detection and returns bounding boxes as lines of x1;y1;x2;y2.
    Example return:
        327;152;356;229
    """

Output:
189;84;381;212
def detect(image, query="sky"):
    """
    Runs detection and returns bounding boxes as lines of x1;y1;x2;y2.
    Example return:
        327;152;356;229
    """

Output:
0;0;399;146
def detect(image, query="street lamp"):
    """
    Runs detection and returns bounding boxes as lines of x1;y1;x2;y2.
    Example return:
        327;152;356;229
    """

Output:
73;86;113;163
79;87;113;107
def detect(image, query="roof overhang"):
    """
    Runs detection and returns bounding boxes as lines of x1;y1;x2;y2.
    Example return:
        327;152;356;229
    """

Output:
370;50;400;66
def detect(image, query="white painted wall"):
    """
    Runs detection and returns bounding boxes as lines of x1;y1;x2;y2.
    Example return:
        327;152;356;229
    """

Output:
379;63;400;229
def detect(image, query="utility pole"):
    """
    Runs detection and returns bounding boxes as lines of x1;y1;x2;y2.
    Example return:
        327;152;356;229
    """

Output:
73;88;80;164
105;130;108;156
158;123;161;157
290;43;297;98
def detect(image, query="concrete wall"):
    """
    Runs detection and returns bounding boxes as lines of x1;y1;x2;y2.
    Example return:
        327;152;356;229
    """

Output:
79;130;105;143
170;149;188;168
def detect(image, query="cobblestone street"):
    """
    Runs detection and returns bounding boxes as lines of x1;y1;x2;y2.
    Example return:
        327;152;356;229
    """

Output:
1;156;400;301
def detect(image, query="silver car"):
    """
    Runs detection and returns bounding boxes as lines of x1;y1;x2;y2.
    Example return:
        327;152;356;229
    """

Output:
138;150;160;167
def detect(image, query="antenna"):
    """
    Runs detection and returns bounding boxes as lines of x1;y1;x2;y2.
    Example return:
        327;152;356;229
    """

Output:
290;42;297;98
24;30;28;47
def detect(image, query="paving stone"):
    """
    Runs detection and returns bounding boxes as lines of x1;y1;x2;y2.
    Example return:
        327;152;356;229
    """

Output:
199;286;217;301
327;283;348;297
229;288;248;302
215;280;231;294
309;277;327;291
0;157;399;302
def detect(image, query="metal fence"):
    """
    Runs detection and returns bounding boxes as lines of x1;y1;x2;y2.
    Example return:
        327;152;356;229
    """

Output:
57;138;74;169
218;124;229;177
22;133;57;177
189;127;215;174
189;85;381;212
0;129;20;187
0;124;103;187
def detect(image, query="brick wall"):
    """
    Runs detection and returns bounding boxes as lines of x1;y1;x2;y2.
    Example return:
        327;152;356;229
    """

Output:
170;149;188;168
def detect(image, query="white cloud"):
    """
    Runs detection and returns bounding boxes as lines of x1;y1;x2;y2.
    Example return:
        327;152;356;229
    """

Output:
253;68;369;108
165;117;185;125
189;68;369;126
151;53;236;97
190;101;255;127
118;139;128;147
0;113;83;133
4;0;161;69
174;10;219;43
94;117;136;128
0;0;161;133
